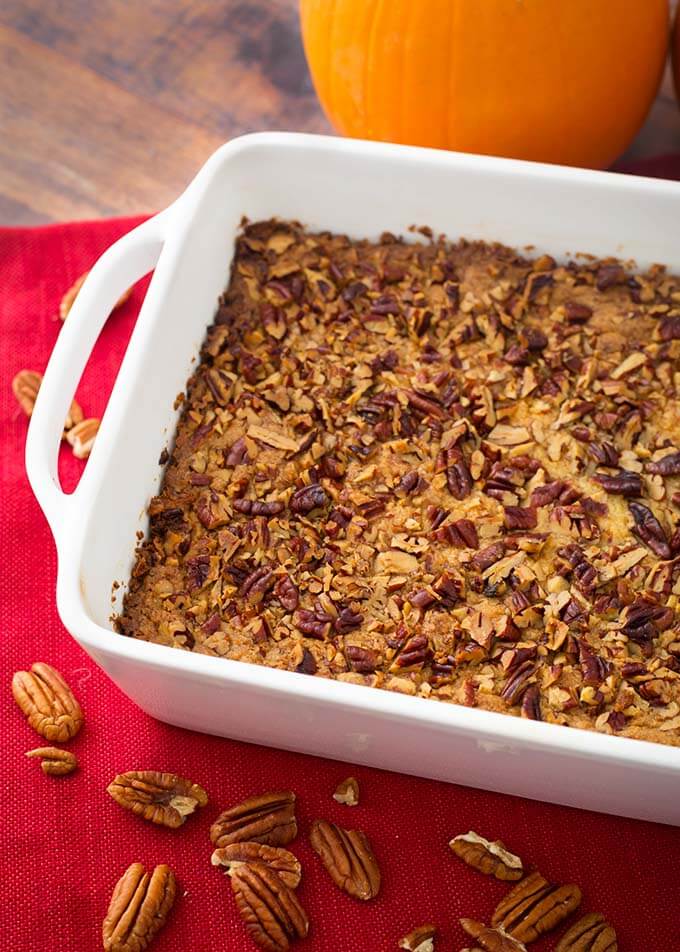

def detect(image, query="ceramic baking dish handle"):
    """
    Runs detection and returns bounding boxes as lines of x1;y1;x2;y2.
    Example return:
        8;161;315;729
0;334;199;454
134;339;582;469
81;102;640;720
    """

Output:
25;211;170;543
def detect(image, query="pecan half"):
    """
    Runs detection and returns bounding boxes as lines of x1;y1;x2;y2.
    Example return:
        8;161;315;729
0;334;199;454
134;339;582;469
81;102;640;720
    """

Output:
555;912;617;951
60;271;132;321
25;746;77;776
9;369;81;427
211;842;301;889
107;770;208;828
12;662;83;741
449;831;523;881
459;919;527;952
309;818;381;900
333;776;359;806
66;417;100;459
491;871;581;943
210;791;297;848
230;862;309;952
398;924;437;951
103;862;176;952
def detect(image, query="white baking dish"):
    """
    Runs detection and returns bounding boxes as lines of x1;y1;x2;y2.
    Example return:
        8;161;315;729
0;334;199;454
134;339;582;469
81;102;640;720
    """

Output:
26;133;680;825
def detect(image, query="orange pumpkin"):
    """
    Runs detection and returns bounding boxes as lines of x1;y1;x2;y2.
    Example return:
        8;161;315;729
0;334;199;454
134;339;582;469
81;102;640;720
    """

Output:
300;0;669;169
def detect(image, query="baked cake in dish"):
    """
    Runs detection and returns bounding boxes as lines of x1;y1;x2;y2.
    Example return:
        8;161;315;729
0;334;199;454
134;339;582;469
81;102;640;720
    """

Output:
118;219;680;746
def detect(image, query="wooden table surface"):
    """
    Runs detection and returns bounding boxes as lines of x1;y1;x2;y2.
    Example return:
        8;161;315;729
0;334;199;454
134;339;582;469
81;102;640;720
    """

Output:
2;0;680;226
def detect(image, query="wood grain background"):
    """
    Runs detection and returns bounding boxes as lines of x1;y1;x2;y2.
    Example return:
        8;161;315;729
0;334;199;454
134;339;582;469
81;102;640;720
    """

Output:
1;0;679;226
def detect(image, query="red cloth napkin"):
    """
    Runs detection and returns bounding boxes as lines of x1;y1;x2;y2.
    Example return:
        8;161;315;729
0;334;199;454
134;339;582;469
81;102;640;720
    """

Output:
2;200;680;952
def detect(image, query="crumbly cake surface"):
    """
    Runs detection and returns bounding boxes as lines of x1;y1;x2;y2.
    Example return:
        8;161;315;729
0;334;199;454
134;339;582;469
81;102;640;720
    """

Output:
118;219;680;746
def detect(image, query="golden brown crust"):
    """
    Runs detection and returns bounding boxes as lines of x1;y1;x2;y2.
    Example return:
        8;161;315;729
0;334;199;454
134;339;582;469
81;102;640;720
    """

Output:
118;220;680;747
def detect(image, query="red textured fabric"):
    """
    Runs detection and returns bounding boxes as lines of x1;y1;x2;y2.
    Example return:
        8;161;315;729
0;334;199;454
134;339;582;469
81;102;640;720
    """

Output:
3;191;680;951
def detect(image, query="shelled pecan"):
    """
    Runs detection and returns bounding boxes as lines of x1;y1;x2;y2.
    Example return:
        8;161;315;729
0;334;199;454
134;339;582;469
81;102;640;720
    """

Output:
12;662;83;741
459;919;527;952
211;842;301;889
449;831;523;881
25;746;77;776
491;871;581;942
309;819;381;900
333;776;360;806
230;862;309;952
555;912;618;951
107;770;208;828
398;923;437;951
102;862;176;952
211;791;297;848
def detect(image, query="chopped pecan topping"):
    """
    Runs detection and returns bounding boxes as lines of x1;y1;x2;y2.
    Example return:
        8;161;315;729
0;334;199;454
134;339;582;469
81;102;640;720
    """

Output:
442;445;473;499
211;842;301;889
274;574;299;611
449;831;523;881
594;471;641;497
346;644;380;673
293;608;332;640
119;219;680;749
555;912;617;951
471;543;506;572
12;662;83;742
107;770;208;828
491;871;581;943
629;502;671;558
230;862;309;952
103;862;176;952
211;791;297;848
564;301;593;324
289;483;327;514
595;263;625;291
234;498;285;516
25;746;77;776
520;684;542;720
503;506;537;530
333;776;360;806
656;314;680;341
433;517;479;548
646;451;680;476
295;648;317;675
398;924;437;951
310;819;381;900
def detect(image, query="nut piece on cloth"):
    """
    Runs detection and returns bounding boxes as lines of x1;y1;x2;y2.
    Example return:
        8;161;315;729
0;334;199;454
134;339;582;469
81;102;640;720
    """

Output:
12;661;84;741
491;871;582;943
66;417;100;459
555;912;618;951
107;770;208;828
59;270;133;321
12;369;84;434
333;776;360;806
102;862;176;952
211;842;302;890
230;862;309;952
459;919;527;952
12;369;43;416
399;923;437;951
25;746;77;776
309;818;381;900
210;791;297;848
449;831;523;881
